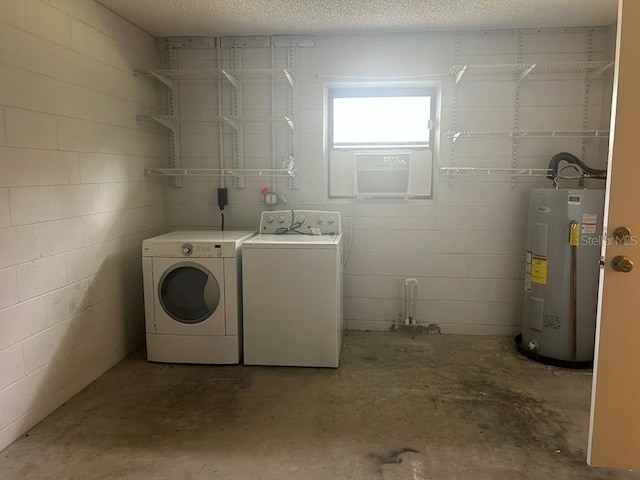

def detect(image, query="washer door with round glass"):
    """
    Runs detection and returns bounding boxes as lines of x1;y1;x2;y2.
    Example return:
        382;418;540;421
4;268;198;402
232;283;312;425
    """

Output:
152;257;226;335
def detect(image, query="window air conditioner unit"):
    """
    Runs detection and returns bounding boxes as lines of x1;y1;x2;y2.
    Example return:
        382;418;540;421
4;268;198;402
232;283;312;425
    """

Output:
329;150;432;198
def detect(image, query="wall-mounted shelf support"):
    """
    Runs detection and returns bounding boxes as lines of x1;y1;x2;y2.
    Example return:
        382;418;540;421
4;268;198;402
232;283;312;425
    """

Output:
284;116;295;132
454;65;467;85
283;68;295;88
588;64;614;80
518;64;536;82
137;115;177;131
220;69;239;89
230;45;244;189
148;71;175;90
165;47;181;187
222;116;240;132
511;32;524;189
287;46;299;189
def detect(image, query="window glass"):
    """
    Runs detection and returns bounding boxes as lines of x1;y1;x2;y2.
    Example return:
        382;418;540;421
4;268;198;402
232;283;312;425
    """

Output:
333;96;431;148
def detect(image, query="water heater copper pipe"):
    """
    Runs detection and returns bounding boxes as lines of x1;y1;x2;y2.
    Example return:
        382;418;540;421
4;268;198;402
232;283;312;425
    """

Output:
570;221;578;360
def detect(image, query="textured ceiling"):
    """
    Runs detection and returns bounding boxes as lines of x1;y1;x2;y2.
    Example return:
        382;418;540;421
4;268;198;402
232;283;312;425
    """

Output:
96;0;618;37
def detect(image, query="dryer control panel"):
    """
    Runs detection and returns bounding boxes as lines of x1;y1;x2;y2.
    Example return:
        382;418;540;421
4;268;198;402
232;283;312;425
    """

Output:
145;242;235;258
259;210;341;235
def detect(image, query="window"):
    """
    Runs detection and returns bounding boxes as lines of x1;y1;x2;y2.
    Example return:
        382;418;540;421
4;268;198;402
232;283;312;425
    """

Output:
327;86;436;199
330;88;434;149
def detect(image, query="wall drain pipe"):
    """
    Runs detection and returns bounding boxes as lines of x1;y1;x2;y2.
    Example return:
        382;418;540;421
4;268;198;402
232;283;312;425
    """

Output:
404;278;418;325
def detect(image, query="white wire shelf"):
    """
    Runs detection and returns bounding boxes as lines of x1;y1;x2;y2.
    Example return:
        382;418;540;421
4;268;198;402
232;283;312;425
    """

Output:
440;167;552;177
138;114;295;122
134;68;296;88
449;61;614;84
444;129;610;143
139;114;221;122
137;114;296;132
145;167;296;178
135;67;291;78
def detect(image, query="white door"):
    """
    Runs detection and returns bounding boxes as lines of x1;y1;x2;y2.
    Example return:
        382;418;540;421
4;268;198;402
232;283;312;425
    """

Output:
152;257;226;336
588;0;640;468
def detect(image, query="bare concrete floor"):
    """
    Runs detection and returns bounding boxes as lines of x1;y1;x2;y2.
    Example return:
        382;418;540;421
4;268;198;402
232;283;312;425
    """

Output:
0;331;638;480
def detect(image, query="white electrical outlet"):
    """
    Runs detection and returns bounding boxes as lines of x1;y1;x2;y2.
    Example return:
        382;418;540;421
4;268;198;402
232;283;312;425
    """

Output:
264;192;278;205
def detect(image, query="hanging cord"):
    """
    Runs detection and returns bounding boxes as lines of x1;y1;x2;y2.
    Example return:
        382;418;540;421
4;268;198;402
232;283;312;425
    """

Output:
217;187;228;231
275;209;308;235
275;209;335;236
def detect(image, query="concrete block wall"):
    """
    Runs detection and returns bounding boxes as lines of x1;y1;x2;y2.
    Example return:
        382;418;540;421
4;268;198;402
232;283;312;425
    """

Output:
165;28;612;335
0;0;166;451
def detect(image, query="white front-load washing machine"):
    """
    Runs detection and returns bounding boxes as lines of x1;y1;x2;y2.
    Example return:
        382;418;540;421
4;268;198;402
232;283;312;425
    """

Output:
142;230;255;364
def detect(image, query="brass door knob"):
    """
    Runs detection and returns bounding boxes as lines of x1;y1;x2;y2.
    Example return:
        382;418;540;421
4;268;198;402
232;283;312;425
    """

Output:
614;226;632;243
612;255;634;273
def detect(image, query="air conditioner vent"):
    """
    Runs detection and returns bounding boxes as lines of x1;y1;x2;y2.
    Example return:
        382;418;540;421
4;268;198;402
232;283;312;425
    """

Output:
355;152;411;195
329;150;432;198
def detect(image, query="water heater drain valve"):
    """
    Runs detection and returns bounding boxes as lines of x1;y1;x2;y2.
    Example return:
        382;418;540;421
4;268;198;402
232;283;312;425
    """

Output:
527;340;540;352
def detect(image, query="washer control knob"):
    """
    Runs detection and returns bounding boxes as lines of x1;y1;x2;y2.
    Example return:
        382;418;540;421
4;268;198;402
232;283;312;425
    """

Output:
277;215;286;224
181;243;193;256
317;217;324;224
266;216;274;223
295;214;306;224
327;216;335;224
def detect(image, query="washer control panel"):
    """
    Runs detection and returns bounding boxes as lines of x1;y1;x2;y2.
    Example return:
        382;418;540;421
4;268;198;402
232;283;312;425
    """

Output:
260;210;341;234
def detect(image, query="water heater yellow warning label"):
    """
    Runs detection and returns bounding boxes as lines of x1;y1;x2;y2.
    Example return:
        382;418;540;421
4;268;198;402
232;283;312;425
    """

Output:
569;223;580;246
531;255;548;285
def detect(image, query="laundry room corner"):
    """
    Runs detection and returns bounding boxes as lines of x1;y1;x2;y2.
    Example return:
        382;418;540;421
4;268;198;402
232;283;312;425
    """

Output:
0;0;167;452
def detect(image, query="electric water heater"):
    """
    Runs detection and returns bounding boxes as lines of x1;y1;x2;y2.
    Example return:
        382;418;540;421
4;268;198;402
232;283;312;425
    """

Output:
519;188;605;367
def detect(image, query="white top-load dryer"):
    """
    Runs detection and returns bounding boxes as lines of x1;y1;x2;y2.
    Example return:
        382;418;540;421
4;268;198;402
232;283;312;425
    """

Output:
142;230;255;364
242;210;343;368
